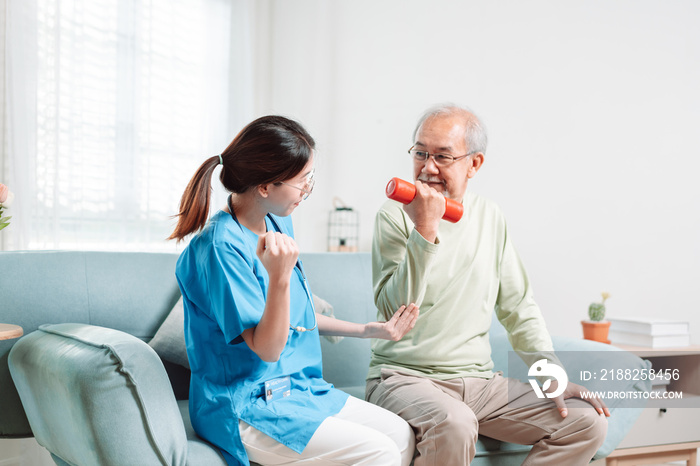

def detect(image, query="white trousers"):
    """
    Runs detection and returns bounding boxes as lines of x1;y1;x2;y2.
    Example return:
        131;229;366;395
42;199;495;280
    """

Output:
239;395;415;466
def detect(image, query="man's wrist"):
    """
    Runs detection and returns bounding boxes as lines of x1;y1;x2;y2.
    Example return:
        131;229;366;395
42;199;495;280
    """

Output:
413;225;439;244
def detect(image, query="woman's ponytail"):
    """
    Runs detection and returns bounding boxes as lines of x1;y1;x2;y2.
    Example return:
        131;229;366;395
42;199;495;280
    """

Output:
167;155;220;242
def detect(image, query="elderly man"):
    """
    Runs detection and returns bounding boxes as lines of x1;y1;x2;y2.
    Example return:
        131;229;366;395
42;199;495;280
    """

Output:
366;104;609;465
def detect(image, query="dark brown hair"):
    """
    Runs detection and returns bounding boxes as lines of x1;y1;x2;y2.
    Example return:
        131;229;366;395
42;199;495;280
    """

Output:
168;115;315;241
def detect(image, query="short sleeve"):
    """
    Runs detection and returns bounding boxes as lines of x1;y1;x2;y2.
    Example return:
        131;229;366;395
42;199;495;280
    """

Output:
205;242;267;345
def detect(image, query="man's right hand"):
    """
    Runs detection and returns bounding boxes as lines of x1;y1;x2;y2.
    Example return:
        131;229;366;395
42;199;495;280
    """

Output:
402;180;445;243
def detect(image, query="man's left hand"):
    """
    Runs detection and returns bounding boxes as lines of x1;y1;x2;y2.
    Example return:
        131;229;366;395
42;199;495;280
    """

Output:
547;380;611;418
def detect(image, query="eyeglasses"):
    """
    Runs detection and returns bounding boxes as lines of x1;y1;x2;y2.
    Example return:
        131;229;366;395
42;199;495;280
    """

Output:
277;170;315;200
409;146;475;166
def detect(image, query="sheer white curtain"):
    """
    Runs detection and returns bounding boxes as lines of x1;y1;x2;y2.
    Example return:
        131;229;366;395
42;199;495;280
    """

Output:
2;0;254;251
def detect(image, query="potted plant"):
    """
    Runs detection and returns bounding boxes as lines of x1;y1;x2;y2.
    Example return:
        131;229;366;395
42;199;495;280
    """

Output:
581;292;611;344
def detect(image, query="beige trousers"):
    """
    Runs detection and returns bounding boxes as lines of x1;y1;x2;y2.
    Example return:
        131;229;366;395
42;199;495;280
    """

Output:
366;370;607;466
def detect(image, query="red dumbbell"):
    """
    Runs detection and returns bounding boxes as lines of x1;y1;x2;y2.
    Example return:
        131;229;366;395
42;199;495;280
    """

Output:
385;177;463;223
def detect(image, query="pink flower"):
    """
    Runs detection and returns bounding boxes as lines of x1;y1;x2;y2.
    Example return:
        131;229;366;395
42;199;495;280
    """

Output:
0;183;12;231
0;183;14;207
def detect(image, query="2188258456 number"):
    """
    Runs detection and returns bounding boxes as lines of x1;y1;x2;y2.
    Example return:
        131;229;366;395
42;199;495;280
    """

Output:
599;368;679;381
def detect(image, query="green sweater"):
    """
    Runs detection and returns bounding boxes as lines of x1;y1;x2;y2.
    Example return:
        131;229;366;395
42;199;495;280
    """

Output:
369;193;556;381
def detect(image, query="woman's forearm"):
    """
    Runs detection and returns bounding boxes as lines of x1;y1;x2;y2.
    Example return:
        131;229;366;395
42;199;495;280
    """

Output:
317;313;370;338
241;276;291;361
317;303;419;341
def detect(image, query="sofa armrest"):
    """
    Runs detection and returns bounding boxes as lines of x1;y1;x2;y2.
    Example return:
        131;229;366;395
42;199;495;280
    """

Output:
9;323;188;466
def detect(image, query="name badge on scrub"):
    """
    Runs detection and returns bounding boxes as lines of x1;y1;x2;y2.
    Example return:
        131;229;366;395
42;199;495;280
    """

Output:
264;376;291;403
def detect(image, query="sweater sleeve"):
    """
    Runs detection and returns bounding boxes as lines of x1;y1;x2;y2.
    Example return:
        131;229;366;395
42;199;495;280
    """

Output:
494;222;563;370
371;201;439;320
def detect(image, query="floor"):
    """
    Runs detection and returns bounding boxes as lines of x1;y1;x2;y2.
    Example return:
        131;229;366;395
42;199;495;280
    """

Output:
591;460;697;466
0;438;54;466
1;439;697;466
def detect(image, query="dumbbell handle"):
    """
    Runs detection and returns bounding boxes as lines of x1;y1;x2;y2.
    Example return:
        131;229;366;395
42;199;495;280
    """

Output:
385;177;463;223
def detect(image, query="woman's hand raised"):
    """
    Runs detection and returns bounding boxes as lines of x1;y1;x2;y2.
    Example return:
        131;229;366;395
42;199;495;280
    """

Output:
244;232;299;362
256;232;299;282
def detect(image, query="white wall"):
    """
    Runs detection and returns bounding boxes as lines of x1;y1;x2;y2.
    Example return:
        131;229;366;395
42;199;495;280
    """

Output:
255;0;700;341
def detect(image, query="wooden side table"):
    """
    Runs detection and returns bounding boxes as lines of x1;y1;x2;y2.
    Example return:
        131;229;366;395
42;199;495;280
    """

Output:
605;442;700;465
605;344;700;466
0;324;23;340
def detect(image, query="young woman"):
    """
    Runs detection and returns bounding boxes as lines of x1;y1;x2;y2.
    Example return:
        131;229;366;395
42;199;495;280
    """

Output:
169;115;417;466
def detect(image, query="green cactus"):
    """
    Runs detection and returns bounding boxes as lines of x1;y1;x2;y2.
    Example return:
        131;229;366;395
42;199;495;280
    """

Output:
588;292;610;322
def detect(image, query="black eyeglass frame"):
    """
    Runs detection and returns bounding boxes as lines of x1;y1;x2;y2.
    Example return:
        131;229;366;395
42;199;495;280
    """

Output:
408;146;477;166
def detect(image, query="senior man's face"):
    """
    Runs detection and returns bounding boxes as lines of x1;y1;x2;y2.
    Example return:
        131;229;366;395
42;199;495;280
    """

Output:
412;114;482;202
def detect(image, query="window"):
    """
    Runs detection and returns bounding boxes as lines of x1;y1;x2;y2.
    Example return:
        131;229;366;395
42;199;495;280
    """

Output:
5;0;240;251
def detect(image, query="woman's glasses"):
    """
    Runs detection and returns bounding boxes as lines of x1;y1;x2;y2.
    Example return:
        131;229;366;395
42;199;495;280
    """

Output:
278;170;315;200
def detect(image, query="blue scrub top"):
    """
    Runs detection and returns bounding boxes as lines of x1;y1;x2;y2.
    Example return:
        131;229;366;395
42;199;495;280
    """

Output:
176;210;348;466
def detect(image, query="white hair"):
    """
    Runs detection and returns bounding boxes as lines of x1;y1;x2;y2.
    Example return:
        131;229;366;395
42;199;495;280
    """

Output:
412;103;488;154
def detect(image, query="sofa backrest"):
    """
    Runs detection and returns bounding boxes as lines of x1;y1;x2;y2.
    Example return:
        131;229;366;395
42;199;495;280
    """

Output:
0;250;181;437
0;250;377;437
300;252;376;392
0;251;181;339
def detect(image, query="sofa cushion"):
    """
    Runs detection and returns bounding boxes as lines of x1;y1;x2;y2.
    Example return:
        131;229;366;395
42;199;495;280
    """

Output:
177;400;228;465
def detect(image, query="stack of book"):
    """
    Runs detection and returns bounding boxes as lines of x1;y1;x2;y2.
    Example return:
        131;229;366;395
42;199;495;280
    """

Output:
650;376;671;394
608;317;690;348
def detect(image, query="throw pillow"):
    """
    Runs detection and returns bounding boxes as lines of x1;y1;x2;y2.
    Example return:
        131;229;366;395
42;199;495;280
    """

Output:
313;294;343;343
148;296;189;369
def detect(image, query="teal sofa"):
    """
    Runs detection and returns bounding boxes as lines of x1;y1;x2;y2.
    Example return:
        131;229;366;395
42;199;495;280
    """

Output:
1;251;649;465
